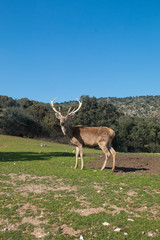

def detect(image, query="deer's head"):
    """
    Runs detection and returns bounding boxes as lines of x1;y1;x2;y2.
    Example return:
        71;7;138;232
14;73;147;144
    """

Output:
50;98;82;128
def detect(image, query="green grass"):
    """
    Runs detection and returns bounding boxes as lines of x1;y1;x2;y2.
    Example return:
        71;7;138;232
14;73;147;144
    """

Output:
0;134;160;239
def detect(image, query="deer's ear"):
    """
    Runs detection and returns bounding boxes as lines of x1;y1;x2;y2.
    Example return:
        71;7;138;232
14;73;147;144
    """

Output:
55;113;61;119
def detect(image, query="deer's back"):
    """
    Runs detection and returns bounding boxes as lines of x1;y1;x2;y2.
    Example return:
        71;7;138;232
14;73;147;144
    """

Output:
72;126;115;147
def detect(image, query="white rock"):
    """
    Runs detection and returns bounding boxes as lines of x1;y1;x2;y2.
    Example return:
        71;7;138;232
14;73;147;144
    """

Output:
80;235;84;240
114;227;121;232
127;218;134;222
103;222;110;226
148;232;153;237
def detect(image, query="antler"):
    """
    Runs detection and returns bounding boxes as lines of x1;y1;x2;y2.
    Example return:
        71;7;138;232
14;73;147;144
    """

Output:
50;98;62;117
50;98;82;117
67;98;82;116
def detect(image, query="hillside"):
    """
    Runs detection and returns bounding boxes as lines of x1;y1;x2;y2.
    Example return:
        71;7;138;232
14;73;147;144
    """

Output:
0;95;160;119
61;95;160;119
104;95;160;119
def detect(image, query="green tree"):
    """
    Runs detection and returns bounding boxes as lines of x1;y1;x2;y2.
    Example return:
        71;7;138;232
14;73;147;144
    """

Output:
97;99;121;127
1;107;41;137
115;116;135;152
18;98;33;108
73;96;98;126
0;96;17;107
72;96;121;128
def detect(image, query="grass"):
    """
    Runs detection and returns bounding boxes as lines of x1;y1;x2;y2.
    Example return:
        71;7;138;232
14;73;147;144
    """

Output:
0;134;160;239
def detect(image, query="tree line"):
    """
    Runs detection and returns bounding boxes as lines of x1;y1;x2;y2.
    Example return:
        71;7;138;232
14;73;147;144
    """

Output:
0;95;160;153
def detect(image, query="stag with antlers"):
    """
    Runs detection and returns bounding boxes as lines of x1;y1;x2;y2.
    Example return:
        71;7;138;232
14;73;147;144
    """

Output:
50;98;116;171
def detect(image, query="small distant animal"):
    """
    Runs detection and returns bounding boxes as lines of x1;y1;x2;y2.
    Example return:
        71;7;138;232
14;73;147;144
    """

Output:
40;143;47;147
50;98;116;171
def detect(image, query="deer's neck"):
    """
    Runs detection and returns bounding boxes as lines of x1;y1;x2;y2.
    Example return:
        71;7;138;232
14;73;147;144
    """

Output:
61;123;72;138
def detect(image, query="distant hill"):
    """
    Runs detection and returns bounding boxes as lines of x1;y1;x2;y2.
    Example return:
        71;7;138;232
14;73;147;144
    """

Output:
102;95;160;119
0;95;160;119
49;95;160;119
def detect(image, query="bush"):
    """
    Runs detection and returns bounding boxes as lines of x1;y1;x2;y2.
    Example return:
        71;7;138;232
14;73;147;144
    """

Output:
1;107;41;138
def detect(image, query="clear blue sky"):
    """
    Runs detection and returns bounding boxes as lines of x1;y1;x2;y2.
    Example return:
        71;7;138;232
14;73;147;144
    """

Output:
0;0;160;103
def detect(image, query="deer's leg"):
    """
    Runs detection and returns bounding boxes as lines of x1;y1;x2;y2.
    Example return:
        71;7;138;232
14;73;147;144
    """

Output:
110;147;116;171
79;145;84;170
98;141;111;171
75;146;79;169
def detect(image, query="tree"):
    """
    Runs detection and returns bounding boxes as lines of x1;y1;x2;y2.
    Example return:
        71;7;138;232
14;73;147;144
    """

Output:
17;98;33;108
28;104;48;123
76;95;98;126
114;116;135;152
72;96;121;127
1;107;41;137
97;99;121;127
0;96;17;107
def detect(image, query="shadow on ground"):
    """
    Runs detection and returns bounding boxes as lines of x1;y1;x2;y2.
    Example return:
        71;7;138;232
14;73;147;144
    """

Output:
114;166;149;173
1;151;160;174
0;152;74;162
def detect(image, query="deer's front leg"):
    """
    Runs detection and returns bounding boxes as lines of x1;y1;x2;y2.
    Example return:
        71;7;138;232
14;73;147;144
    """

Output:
79;145;84;170
75;146;79;169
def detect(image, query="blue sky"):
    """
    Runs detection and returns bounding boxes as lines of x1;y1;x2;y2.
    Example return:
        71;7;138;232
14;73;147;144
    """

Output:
0;0;160;103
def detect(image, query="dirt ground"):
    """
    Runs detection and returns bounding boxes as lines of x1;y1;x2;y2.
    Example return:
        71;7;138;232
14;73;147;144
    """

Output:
85;153;160;175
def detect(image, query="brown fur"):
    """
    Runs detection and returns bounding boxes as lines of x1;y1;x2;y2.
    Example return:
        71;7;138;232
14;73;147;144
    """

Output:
50;99;116;171
69;126;116;170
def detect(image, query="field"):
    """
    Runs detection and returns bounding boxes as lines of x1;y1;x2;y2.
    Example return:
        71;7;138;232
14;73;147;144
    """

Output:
0;135;160;239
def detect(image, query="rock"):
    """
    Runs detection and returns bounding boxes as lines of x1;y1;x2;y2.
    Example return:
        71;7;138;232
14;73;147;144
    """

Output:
114;227;121;232
102;222;110;226
127;218;134;222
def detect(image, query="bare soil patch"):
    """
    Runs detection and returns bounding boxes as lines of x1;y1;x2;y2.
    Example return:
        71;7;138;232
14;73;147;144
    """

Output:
85;153;160;174
59;224;81;237
72;207;106;216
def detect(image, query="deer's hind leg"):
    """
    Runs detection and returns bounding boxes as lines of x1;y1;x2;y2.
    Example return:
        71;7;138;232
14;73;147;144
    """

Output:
110;147;116;171
107;140;116;172
98;141;111;171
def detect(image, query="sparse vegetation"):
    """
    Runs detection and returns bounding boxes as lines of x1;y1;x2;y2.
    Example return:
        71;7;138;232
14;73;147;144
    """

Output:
105;95;160;119
0;135;160;239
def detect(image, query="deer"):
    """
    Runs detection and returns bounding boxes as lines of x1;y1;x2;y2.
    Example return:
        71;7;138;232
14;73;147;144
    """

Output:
50;98;116;171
